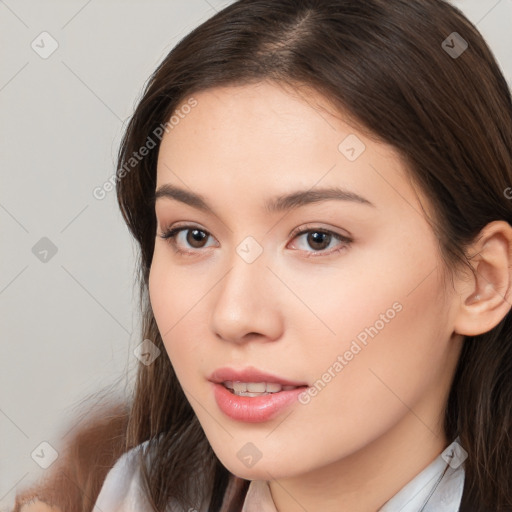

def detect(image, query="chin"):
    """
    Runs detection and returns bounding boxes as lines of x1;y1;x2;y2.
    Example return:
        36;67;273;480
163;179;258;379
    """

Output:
217;452;302;481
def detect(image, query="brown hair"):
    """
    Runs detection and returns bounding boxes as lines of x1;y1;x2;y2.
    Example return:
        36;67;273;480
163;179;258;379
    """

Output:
13;398;129;512
15;0;512;510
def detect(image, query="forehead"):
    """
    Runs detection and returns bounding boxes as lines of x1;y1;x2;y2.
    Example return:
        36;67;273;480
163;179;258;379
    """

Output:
161;81;364;156
155;81;431;221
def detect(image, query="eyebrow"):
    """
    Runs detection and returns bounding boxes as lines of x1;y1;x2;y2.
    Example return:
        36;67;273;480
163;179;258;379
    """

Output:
154;184;375;213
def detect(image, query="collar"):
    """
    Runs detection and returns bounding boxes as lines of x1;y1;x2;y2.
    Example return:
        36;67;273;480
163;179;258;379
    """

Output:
240;438;466;512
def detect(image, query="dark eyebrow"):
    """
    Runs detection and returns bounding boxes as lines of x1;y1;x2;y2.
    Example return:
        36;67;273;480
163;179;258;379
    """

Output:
154;184;375;212
154;184;212;212
265;187;375;212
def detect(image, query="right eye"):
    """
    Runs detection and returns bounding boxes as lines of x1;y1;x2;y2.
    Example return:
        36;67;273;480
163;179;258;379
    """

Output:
159;225;219;255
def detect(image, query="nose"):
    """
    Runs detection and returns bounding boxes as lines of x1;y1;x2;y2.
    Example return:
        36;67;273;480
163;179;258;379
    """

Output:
210;250;284;344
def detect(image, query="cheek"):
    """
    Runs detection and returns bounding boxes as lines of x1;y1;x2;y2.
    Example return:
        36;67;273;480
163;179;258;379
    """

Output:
269;270;449;472
291;227;446;381
278;229;444;363
148;253;210;376
149;252;200;329
298;241;449;422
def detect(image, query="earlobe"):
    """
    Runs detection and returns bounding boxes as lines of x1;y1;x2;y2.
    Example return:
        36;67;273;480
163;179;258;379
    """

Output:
453;221;512;337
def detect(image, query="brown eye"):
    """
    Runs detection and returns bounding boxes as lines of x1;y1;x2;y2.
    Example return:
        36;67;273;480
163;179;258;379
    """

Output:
159;225;218;254
307;231;332;251
186;229;208;248
288;227;352;256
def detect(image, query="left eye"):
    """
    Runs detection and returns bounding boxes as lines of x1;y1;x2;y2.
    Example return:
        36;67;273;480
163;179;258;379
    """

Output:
288;229;352;254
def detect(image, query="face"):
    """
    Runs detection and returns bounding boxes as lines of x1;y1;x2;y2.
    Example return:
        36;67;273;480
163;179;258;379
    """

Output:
149;81;463;481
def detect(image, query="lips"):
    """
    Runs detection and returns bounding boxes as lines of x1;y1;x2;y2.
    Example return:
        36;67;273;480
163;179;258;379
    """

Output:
211;384;308;422
208;367;309;422
208;366;308;388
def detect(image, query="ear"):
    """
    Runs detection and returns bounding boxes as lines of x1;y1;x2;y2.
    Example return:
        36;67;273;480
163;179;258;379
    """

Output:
453;220;512;336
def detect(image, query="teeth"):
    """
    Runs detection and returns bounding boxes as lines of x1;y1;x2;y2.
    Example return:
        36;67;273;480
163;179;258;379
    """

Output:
266;382;282;393
222;381;299;396
247;382;266;392
232;381;246;393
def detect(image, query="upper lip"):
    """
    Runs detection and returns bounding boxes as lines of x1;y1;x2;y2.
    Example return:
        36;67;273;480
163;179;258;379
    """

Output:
208;366;308;387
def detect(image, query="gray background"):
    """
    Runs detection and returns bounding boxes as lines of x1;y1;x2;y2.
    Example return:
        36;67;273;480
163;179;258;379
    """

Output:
0;0;511;508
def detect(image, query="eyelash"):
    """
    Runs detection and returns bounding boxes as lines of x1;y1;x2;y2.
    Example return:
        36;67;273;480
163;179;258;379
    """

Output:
159;223;353;258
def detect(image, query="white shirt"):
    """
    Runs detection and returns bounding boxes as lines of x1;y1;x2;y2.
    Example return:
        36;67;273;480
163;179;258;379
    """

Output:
94;438;466;511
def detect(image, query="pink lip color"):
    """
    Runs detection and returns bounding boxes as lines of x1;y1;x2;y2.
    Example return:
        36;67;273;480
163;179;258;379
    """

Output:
212;382;307;423
208;366;307;387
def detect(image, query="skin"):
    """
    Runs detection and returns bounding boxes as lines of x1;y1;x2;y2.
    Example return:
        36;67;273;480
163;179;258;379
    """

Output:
149;81;512;512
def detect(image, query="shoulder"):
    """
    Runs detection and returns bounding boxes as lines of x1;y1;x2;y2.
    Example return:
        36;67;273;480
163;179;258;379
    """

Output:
93;438;214;512
94;440;154;512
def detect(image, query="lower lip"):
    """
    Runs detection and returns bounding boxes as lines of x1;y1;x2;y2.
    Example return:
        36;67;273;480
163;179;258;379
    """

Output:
212;382;308;423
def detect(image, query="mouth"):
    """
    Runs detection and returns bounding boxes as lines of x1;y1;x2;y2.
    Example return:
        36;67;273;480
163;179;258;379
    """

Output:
208;366;308;395
211;381;307;423
221;380;305;397
210;373;310;422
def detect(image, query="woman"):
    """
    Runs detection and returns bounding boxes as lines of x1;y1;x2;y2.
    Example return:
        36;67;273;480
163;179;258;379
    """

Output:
15;0;512;510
